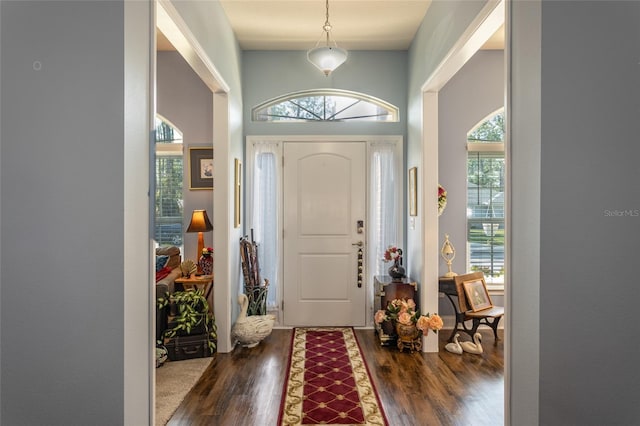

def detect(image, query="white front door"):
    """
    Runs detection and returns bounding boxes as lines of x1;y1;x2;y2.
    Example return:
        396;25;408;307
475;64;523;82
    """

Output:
283;142;366;326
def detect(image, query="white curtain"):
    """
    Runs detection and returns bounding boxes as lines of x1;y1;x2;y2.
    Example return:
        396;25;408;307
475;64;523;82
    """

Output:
368;142;399;304
251;142;280;309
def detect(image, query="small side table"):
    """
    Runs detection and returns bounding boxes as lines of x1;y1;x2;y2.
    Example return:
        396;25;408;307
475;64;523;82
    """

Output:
174;274;214;308
374;275;418;346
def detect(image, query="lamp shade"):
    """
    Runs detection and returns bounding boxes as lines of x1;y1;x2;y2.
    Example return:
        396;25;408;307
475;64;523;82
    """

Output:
186;209;213;233
307;46;348;76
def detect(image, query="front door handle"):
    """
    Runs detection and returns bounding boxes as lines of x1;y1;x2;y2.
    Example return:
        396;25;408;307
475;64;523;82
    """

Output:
355;243;364;288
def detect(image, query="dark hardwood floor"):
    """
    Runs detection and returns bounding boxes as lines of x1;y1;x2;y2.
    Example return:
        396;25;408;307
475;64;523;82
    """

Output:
168;328;504;426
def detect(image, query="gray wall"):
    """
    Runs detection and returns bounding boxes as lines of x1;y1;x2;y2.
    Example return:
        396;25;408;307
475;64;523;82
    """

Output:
242;50;407;137
438;50;504;316
538;1;640;423
1;1;127;423
0;0;245;422
157;51;214;261
511;0;640;423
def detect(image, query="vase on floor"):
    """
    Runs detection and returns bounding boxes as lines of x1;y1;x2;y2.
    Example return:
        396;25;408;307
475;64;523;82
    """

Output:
395;322;422;352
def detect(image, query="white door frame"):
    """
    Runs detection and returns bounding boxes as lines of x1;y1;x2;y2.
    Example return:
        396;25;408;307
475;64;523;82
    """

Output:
246;135;403;327
156;0;233;354
419;0;509;419
150;2;233;424
419;0;504;353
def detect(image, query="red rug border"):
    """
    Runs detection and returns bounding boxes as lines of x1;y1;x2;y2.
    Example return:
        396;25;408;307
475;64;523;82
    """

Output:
277;327;389;426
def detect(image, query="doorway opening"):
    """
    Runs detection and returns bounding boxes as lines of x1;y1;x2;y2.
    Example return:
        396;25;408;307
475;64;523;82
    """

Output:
420;0;507;418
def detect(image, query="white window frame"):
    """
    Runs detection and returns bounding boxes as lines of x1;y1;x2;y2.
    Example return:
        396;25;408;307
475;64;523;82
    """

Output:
251;89;399;122
154;116;184;250
466;145;505;293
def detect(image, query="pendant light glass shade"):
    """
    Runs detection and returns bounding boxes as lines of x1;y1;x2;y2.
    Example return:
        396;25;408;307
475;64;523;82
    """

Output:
307;0;347;76
307;46;348;76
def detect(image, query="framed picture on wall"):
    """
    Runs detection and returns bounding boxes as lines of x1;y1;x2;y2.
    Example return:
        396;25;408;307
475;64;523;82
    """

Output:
462;277;493;312
409;167;418;216
189;147;213;190
234;158;242;228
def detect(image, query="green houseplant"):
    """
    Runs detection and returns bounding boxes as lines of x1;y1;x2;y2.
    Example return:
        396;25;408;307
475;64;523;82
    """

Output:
157;288;217;352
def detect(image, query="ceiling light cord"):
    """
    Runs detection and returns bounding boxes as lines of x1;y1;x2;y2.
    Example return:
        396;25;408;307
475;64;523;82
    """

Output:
324;0;332;37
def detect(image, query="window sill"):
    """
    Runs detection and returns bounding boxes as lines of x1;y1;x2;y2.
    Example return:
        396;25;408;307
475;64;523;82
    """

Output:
486;284;504;296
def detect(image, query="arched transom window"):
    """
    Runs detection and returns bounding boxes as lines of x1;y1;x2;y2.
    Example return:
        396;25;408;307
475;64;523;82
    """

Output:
252;89;399;122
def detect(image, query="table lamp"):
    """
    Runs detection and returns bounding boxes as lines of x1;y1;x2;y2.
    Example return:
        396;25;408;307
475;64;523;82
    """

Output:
186;209;213;261
441;234;457;277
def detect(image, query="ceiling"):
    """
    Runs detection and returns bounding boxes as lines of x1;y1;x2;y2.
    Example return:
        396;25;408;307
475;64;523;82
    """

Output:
157;1;503;51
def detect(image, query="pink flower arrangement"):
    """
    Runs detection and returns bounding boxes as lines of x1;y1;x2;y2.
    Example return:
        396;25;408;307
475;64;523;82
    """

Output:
374;298;443;336
382;246;403;263
438;184;447;216
202;247;213;255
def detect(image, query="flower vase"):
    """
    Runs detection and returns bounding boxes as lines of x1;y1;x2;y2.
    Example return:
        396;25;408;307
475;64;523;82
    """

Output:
198;254;213;275
388;259;405;281
395;322;422;352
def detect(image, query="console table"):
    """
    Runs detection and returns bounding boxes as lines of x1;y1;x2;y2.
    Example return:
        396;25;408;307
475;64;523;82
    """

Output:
374;275;417;346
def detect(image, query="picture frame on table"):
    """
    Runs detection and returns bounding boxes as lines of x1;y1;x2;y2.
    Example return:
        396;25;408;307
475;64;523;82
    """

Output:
189;147;213;190
462;277;493;312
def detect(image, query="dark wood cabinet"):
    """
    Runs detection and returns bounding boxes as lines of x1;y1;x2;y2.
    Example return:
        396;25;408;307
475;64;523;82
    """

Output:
373;275;417;346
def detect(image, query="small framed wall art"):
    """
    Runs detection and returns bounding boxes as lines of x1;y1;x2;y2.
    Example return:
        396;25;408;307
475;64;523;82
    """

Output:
234;158;242;228
189;147;213;190
409;167;417;216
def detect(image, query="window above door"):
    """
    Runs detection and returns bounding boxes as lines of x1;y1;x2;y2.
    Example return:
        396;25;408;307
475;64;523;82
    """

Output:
252;89;399;122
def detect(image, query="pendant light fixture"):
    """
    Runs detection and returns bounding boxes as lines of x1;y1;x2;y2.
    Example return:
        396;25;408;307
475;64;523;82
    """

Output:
307;0;348;76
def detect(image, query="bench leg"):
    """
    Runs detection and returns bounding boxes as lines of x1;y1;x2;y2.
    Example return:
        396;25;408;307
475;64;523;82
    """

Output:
486;317;502;342
447;327;459;343
448;312;469;342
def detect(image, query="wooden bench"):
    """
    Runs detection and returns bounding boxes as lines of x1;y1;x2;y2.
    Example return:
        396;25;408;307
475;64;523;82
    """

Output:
440;272;504;343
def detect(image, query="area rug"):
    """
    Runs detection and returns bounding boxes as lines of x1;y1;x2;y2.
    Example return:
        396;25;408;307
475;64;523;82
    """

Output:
155;357;212;425
278;327;388;425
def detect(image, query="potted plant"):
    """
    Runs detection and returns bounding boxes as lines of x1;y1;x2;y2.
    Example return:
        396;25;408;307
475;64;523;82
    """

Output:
375;298;443;352
157;288;217;354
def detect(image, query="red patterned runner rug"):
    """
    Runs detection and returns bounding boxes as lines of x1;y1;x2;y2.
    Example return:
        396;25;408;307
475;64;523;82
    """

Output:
278;327;388;426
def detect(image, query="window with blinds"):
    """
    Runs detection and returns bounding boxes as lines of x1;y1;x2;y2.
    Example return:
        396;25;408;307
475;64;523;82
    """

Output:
467;110;505;283
155;116;184;248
